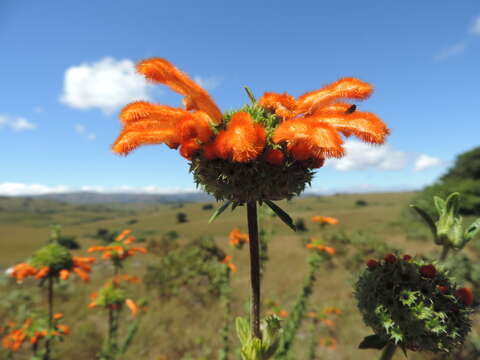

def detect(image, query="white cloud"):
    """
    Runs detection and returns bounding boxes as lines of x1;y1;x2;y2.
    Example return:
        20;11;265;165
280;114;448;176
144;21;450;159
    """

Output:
470;16;480;34
34;107;44;113
60;57;152;114
0;183;197;196
328;140;407;171
193;75;221;90
74;123;96;141
434;41;467;61
0;115;36;131
305;184;420;195
414;154;442;171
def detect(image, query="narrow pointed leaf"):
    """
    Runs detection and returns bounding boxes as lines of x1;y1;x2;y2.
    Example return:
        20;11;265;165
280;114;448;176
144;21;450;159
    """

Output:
209;200;232;224
264;200;296;231
358;334;388;350
465;218;480;241
433;196;446;215
445;192;460;217
410;205;437;238
235;317;250;345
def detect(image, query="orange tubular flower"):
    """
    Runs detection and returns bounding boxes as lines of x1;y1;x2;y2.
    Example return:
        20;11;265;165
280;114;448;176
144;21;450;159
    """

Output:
229;227;249;247
125;299;139;317
10;263;38;283
319;337;338;350
221;255;237;273
88;231;147;262
311;216;339;225
214;112;266;162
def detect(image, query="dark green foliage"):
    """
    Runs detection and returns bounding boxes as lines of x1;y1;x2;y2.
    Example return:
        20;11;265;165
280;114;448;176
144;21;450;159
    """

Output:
57;236;80;250
176;212;188;223
355;256;472;353
126;219;138;225
294;218;307;232
355;199;368;207
202;204;214;210
94;228;119;244
147;231;180;256
413;146;480;216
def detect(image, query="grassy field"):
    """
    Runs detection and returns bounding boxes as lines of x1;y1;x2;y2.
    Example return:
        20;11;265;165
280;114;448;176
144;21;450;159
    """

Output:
0;192;477;359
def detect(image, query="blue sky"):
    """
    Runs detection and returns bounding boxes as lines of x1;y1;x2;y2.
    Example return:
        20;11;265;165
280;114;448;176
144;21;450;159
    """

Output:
1;0;479;195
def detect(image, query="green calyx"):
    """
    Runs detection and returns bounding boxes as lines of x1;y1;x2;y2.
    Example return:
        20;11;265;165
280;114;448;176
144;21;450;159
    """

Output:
95;284;126;308
355;256;472;353
30;243;73;275
411;192;480;250
236;315;282;360
190;104;316;204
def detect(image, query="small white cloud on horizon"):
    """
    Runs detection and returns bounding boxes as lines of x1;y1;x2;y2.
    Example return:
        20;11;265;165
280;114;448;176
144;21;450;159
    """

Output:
193;75;222;90
0;115;36;131
470;16;480;34
74;124;86;134
414;154;442;171
60;57;152;114
434;41;467;61
328;140;407;171
0;183;198;196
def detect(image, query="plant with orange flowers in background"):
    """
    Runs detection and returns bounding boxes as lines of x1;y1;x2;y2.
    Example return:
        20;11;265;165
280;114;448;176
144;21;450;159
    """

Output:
88;229;147;272
8;226;94;360
88;275;146;360
229;228;249;249
306;306;342;360
111;57;388;359
87;230;147;360
274;242;336;360
1;313;70;360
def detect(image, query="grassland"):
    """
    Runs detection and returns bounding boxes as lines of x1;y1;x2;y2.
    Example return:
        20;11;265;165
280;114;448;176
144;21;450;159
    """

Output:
0;192;477;359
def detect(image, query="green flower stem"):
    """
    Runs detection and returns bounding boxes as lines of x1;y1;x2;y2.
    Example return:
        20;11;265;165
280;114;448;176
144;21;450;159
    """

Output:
219;267;232;360
275;252;322;359
247;201;261;339
379;343;396;360
44;276;54;360
439;246;450;261
307;319;319;360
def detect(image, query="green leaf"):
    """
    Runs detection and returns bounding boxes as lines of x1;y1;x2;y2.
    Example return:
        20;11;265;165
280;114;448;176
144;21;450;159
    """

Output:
264;200;296;232
409;205;437;239
358;334;388;350
433;196;446;215
445;192;460;217
208;201;232;224
465;218;480;241
236;317;251;345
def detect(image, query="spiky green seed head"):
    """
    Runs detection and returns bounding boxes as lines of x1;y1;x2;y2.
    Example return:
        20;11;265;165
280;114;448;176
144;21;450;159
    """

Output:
355;255;473;353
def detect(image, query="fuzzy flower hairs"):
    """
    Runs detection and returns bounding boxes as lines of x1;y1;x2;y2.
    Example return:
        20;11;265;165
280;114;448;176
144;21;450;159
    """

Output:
112;58;388;203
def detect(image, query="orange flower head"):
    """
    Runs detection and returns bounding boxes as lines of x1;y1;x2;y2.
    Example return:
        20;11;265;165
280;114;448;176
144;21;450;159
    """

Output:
311;216;339;225
319;337;337;350
229;227;249;248
112;58;389;204
221;255;237;273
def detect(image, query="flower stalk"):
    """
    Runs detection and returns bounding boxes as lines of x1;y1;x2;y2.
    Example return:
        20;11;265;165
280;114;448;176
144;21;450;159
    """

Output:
44;276;54;360
379;343;396;360
247;201;261;339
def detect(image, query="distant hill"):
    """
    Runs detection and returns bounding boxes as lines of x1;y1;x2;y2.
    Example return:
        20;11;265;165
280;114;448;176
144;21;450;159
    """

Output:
29;191;214;204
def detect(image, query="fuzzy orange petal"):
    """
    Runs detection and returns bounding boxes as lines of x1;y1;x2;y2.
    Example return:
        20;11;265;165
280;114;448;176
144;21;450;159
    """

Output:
59;270;70;280
73;267;90;282
215;112;266;162
120;101;189;126
296;77;373;115
112;128;180;155
177;111;213;143
35;266;49;280
125;299;139;317
179;139;201;160
137;58;222;123
202;141;218;160
304;122;345;158
309;111;389;144
258;92;297;119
